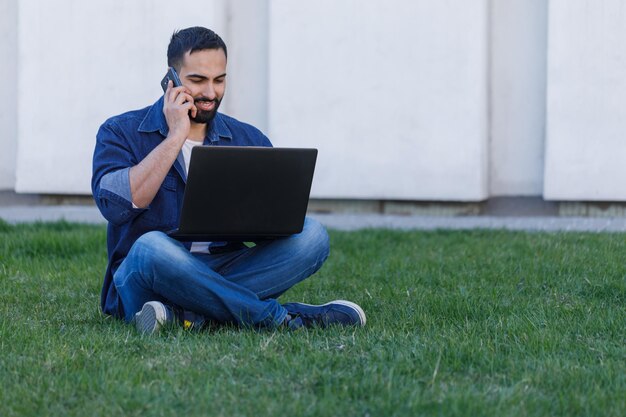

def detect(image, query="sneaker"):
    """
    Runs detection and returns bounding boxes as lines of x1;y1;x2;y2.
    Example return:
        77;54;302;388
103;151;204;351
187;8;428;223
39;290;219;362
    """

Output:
134;301;174;335
283;300;366;330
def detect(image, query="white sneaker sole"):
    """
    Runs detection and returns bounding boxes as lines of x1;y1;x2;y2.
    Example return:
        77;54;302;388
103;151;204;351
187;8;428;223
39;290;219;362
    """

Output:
134;301;168;335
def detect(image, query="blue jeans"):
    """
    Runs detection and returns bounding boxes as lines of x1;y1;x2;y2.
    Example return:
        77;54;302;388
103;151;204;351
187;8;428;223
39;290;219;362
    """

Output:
113;217;330;328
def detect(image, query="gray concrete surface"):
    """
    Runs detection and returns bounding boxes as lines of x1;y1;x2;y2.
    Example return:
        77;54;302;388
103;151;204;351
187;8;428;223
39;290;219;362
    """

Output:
2;204;626;232
317;212;626;233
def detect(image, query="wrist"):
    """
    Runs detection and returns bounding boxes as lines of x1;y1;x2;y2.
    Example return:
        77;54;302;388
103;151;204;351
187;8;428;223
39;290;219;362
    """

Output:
165;131;187;146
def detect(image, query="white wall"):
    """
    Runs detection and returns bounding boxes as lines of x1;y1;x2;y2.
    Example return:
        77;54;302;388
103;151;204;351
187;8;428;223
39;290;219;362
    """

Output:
222;0;269;135
268;0;490;201
0;0;17;190
544;0;626;201
14;0;227;194
5;0;626;203
489;0;547;196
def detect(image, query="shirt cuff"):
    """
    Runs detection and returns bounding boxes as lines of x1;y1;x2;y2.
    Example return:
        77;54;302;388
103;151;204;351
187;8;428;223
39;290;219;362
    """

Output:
100;167;133;205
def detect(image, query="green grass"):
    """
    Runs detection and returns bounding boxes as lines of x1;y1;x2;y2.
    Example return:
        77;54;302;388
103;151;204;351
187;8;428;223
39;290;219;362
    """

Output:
1;219;626;416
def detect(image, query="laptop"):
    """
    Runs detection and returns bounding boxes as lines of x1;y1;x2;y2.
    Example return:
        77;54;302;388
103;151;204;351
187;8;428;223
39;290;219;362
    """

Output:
167;146;318;241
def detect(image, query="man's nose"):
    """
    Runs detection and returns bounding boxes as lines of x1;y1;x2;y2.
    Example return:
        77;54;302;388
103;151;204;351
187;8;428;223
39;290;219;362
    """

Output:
205;83;217;100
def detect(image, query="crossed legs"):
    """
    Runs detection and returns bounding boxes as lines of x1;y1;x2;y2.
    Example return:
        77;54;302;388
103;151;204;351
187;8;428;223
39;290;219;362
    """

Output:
113;217;330;328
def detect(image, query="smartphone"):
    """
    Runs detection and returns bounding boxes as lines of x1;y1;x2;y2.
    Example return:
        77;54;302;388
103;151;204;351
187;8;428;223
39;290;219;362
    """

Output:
160;67;182;92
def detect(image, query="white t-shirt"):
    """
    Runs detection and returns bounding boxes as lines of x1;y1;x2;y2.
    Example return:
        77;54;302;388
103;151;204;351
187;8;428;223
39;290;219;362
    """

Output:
132;139;210;253
182;140;211;253
181;139;202;174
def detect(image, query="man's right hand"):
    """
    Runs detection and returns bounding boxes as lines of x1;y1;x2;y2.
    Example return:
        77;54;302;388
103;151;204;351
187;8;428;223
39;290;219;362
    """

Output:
128;81;197;208
163;80;197;142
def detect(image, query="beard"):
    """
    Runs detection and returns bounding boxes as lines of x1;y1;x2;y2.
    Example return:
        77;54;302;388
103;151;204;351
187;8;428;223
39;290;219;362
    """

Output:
190;97;222;124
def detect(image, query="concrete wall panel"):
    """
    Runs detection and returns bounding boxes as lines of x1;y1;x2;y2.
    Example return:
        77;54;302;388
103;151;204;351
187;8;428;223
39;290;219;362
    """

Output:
268;0;489;201
0;0;17;190
14;0;227;194
222;0;269;134
544;0;626;201
489;0;547;196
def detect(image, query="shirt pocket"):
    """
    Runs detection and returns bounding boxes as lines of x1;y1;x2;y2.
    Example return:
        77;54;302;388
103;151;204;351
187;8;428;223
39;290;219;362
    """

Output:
162;173;177;191
138;173;179;229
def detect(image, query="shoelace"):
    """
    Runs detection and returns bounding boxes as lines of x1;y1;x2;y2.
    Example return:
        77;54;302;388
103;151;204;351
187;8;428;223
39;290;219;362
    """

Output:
295;308;332;326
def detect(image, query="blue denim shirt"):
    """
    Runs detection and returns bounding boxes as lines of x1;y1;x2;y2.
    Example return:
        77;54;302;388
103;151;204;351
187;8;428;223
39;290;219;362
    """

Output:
92;96;272;318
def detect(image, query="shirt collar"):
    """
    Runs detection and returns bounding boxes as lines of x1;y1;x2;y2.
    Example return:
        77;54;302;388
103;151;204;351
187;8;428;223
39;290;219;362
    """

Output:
206;111;233;144
138;96;233;143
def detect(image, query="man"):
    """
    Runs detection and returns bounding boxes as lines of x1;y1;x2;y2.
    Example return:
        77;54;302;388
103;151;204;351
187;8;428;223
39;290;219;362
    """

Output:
91;26;366;334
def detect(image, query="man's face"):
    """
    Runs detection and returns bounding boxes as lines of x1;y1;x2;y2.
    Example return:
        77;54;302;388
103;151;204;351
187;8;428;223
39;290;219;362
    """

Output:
177;48;227;124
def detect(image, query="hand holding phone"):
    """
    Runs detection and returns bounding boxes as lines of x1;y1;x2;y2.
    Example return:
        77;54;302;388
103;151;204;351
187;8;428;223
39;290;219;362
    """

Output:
161;66;196;139
161;67;182;92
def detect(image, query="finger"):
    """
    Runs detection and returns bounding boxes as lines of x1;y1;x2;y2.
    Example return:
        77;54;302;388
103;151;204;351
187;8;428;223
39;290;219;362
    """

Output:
167;85;189;104
190;104;198;118
175;92;194;106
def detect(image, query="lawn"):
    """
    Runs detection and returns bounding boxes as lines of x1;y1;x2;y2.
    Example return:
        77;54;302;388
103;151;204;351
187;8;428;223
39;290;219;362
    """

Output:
1;220;625;417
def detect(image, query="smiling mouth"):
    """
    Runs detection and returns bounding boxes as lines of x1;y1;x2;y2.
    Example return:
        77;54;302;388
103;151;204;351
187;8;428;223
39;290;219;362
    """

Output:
195;100;216;111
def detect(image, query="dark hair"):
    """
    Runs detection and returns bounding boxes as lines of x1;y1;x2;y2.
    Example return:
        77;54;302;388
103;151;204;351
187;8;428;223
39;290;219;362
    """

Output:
167;26;227;70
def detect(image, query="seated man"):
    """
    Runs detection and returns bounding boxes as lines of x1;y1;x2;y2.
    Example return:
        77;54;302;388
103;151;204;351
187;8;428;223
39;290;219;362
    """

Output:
91;26;366;334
